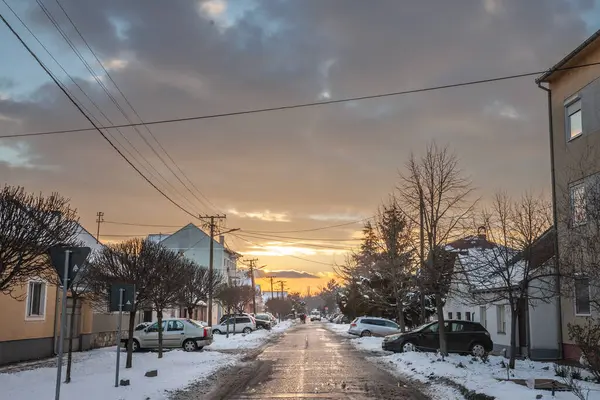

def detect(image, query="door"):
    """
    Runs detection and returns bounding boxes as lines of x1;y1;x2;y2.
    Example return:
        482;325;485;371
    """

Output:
143;321;165;347
236;317;251;332
518;299;528;356
447;322;469;353
417;322;449;351
165;320;186;347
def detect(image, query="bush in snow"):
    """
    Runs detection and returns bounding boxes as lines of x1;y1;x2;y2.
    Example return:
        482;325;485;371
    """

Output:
554;363;569;378
568;318;600;382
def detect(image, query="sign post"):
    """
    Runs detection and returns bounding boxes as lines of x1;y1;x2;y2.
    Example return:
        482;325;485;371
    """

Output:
115;288;124;387
47;245;91;400
109;283;135;388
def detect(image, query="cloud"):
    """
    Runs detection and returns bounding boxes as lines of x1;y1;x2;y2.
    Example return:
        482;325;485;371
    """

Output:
104;58;129;71
484;100;522;120
308;213;365;222
255;269;318;279
228;209;290;222
200;0;227;17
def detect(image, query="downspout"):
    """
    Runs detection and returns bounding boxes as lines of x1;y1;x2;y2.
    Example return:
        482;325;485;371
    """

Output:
537;82;564;359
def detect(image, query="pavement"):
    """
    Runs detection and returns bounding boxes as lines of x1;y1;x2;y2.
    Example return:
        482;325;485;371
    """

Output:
204;321;428;400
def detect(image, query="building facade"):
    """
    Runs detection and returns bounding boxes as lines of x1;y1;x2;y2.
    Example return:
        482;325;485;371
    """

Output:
537;29;600;360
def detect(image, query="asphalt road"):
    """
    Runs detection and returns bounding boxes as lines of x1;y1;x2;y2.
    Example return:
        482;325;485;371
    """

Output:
211;322;428;400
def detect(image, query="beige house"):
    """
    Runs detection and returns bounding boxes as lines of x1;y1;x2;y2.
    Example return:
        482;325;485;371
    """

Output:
536;29;600;360
0;224;132;366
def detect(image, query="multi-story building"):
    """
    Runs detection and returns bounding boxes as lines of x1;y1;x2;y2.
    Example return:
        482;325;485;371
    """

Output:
536;29;600;360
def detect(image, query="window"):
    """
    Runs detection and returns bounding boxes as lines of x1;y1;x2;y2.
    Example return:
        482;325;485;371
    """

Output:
456;312;462;320
566;98;582;140
575;277;591;316
570;182;587;226
480;306;487;328
384;320;399;328
466;312;471;321
167;320;185;331
497;305;506;334
26;281;46;319
451;322;466;332
448;312;453;320
147;321;166;332
236;317;251;324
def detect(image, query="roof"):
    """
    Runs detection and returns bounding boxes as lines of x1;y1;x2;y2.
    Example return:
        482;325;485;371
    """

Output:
536;29;600;83
147;233;171;243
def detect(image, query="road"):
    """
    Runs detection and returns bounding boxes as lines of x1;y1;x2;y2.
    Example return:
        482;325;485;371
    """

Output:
207;322;428;400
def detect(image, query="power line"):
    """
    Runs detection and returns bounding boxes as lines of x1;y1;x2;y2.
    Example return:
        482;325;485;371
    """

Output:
242;218;373;234
0;10;201;220
231;233;338;267
238;230;363;242
4;60;600;140
34;0;206;214
103;220;186;228
235;232;354;251
53;0;220;214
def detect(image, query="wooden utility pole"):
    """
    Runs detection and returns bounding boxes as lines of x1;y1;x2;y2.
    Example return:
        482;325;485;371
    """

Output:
419;189;426;324
278;281;285;298
95;211;104;243
266;276;276;300
201;214;226;327
245;258;259;314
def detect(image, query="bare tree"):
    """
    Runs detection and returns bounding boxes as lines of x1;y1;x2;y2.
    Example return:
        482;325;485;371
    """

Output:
398;142;478;355
454;191;553;368
89;238;161;368
0;185;80;296
147;246;186;358
178;260;223;319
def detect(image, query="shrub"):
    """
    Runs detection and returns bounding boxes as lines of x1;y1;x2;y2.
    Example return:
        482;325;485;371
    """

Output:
554;364;569;378
568;318;600;382
571;368;583;381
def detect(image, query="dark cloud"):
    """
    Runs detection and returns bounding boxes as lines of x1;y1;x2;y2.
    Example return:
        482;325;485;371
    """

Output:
255;269;318;279
0;0;592;269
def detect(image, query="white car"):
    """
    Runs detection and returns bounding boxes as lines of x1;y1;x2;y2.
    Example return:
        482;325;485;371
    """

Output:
348;316;401;337
212;315;256;334
123;318;213;352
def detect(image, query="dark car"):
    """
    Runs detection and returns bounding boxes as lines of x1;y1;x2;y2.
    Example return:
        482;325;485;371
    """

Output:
254;313;272;330
382;320;493;357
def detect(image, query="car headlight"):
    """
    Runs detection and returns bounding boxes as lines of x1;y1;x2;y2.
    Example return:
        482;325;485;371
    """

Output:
384;334;403;342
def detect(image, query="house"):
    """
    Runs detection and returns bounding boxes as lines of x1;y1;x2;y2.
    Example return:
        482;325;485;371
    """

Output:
536;29;600;360
443;228;559;360
147;223;240;325
0;223;113;365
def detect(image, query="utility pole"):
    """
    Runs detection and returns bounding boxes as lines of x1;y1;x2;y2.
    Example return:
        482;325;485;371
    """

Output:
266;276;276;300
245;258;259;314
95;211;104;243
201;214;226;327
278;280;285;298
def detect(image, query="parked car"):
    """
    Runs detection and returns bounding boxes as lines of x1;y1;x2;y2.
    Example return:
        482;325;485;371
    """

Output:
219;313;256;324
123;318;213;352
266;312;277;326
310;312;322;321
212;315;256;334
382;320;493;357
348;317;401;337
254;313;273;330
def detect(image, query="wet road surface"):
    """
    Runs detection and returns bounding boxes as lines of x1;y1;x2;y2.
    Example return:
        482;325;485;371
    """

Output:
219;322;428;400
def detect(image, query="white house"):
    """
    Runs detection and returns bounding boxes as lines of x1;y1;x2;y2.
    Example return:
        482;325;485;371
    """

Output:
443;228;559;360
146;223;240;325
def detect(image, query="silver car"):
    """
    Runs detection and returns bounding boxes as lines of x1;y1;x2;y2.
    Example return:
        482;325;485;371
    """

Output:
125;318;213;352
348;317;401;337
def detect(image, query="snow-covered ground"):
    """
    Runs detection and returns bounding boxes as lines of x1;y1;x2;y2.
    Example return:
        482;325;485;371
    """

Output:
327;323;600;400
326;323;352;337
1;321;295;399
0;347;238;400
210;320;295;350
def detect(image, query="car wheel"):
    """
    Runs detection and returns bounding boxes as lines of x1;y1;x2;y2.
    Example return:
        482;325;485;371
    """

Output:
212;329;221;335
183;339;198;352
470;343;486;357
256;325;264;330
360;330;372;337
402;341;416;353
242;327;252;334
131;339;140;352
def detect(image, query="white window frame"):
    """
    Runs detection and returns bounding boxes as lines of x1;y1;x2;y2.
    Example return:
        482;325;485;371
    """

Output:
565;96;582;141
456;311;462;320
574;276;592;317
570;181;587;227
25;280;48;321
496;305;506;334
480;306;487;328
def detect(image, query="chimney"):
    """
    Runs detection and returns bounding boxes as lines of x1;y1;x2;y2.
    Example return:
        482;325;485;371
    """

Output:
219;235;225;245
477;226;486;240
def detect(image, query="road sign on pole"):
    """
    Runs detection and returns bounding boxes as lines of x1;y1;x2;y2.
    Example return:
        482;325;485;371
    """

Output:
47;245;91;400
115;288;124;387
109;283;135;312
48;245;91;289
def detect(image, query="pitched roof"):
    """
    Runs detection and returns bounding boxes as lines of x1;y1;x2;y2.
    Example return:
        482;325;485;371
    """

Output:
536;29;600;83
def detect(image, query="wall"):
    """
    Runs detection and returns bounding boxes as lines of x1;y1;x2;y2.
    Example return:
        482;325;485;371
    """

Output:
527;275;560;360
548;40;600;351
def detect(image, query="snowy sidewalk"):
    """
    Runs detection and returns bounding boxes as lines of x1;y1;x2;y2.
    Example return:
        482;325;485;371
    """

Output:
0;320;295;400
326;322;600;400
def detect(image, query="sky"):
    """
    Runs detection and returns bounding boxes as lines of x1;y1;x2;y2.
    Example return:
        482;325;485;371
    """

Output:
0;0;598;293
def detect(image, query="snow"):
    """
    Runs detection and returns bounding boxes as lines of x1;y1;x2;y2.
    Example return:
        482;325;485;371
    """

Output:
328;324;600;399
0;346;238;400
210;320;295;350
326;323;353;337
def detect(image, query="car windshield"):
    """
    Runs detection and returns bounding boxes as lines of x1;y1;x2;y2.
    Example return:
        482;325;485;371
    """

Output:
186;319;204;328
256;314;269;320
411;322;433;332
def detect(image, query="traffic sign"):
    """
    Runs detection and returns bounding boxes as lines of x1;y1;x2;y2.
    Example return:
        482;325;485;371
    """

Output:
109;283;135;312
48;245;91;289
